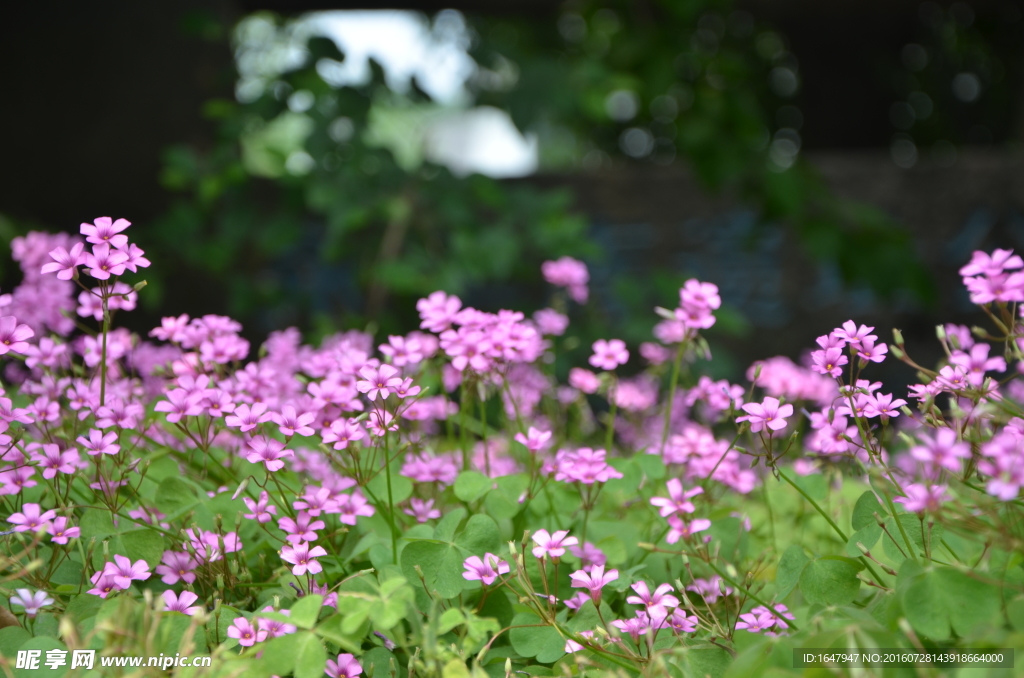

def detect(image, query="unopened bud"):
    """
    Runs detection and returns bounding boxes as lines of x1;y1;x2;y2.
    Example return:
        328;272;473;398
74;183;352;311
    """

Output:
508;541;517;556
133;280;148;292
890;345;905;359
654;306;676;320
971;325;987;338
892;328;904;345
216;574;225;591
856;542;869;555
900;406;913;417
231;477;249;500
935;325;946;341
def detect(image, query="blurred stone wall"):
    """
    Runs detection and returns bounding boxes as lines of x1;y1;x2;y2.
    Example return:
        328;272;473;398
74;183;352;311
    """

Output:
530;150;1024;385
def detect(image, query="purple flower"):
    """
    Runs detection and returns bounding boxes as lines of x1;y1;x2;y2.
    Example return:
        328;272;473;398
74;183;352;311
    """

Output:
462;553;509;585
227;617;267;647
281;542;327;576
736;396;793;433
10;589;54;617
626;581;680;620
162;590;203;615
272;405;316;437
568;368;600;394
326;653;363;678
541;257;589;303
321;418;365;450
531;529;579;560
589;339;629;371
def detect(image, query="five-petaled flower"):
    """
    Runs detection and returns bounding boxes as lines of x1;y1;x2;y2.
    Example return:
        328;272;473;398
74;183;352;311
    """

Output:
462;553;509;585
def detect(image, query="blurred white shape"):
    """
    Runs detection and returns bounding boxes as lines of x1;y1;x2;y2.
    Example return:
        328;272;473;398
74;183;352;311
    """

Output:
310;10;474;105
952;72;981;103
423;106;538;177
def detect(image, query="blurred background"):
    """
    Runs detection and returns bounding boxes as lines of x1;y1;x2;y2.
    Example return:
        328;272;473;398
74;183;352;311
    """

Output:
2;0;1024;385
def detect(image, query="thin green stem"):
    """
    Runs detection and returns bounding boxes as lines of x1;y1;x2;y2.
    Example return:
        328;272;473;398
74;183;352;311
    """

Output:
778;470;887;584
660;342;685;451
384;422;398;564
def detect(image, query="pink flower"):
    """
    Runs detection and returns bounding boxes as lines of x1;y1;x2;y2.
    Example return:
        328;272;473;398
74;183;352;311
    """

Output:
417;291;462;333
542;257;589;303
960;249;1024;277
862;393;907;419
514;427;552;453
810;347;847;378
87;572;122;598
569;564;619;603
367;410;399;437
462;553;509;585
611;615;650;642
356;364;402;401
665;516;712;544
162;590;203;615
336;492;376;525
894;484;949;513
379;334;425;366
589;339;629;371
80;216;131;248
0;316;34;355
627;581;679;619
280;542;327;576
245;435;294;472
551;448;623;484
40;242;86;280
47;517;80;544
77;428;120;456
257;606;297;637
910;428;970;476
154;389;204;423
736;396;793;433
321;418;365;450
224;402;271;432
243;491;278;523
227;617;267;647
278;512;325;545
650;479;703;517
531;529;579;559
84;243;129;280
533;308;569;336
8;503;56;533
735;604;794;635
156;551;198;585
568;367;600;394
102;554;152;590
403;498;441;522
30;444;81;479
326;654;363;678
10;589;53;617
272;405;316;437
